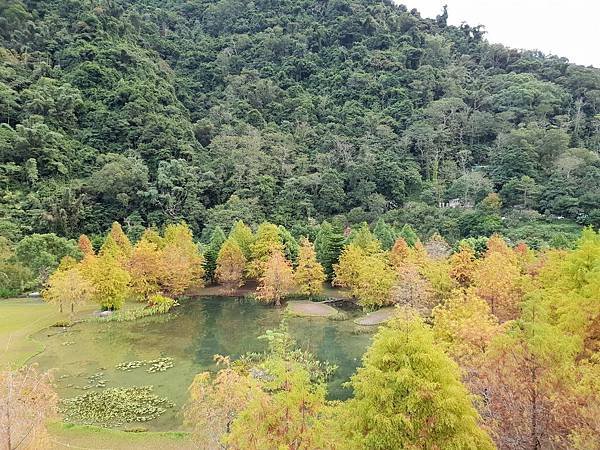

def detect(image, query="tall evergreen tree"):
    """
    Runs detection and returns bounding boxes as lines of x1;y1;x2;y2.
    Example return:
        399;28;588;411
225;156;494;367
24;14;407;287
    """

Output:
204;226;226;282
278;225;299;264
294;238;326;299
373;218;396;250
314;221;345;281
398;224;420;247
341;315;495;450
228;220;254;260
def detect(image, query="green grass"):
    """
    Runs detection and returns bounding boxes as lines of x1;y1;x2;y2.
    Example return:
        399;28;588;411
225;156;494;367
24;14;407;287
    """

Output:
2;300;196;448
48;423;194;449
0;298;156;368
0;298;65;368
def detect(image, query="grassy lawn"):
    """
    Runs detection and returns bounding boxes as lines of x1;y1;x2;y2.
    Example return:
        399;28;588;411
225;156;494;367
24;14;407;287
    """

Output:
0;297;148;367
0;297;66;368
2;300;196;448
48;423;194;449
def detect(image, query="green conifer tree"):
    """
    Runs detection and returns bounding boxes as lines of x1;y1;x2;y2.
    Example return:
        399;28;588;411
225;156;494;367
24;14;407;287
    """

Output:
373;218;396;250
342;315;495;450
204;226;226;282
314;221;345;281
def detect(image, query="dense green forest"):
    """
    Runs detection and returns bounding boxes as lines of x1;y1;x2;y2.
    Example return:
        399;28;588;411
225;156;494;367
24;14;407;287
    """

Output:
1;0;599;246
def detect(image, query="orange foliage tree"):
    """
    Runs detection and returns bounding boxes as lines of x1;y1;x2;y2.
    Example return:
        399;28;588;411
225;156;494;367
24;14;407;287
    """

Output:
160;223;205;297
99;222;132;261
78;234;95;257
474;314;579;450
0;366;58;450
215;238;247;293
389;237;410;270
256;250;295;306
472;236;524;321
128;237;165;301
449;243;477;287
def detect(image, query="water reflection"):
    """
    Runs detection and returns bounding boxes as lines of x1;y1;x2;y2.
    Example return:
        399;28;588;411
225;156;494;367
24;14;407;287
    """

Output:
32;297;372;430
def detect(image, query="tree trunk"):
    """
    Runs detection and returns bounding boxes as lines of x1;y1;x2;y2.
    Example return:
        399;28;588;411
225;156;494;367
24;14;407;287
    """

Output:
531;367;540;450
5;373;12;450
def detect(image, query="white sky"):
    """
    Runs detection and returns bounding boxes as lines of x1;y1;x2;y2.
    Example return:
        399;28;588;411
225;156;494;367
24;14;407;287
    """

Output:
397;0;599;68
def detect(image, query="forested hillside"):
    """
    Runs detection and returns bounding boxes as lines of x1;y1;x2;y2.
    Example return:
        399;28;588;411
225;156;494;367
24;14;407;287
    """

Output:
1;0;599;244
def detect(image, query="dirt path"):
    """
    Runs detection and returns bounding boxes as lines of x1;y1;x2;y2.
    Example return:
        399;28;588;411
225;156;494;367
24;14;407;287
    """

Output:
353;307;397;326
286;301;340;317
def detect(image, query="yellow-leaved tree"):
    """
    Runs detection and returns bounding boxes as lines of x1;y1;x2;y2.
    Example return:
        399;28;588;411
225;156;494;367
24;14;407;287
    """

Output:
184;356;259;449
215;238;247;293
256;250;295;306
81;253;130;310
334;243;396;308
449;242;477;287
353;253;396;308
127;236;165;301
226;359;331;449
246;222;283;279
43;265;95;318
472;235;524;322
432;288;501;366
160;222;205;297
340;313;495;449
294;237;325;299
534;227;600;354
333;243;364;289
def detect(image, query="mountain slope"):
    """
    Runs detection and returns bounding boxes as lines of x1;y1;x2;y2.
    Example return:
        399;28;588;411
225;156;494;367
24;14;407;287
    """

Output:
0;0;598;242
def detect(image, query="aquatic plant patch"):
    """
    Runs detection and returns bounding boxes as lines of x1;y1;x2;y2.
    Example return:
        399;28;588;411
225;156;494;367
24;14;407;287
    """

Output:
115;360;146;371
115;357;174;373
94;301;178;323
60;386;174;427
81;372;108;389
147;357;175;373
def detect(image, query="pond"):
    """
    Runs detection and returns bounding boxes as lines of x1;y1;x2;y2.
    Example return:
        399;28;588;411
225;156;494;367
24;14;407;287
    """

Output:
31;297;373;431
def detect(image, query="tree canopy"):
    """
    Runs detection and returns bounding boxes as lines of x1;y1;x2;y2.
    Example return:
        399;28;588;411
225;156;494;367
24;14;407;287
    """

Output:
0;0;597;247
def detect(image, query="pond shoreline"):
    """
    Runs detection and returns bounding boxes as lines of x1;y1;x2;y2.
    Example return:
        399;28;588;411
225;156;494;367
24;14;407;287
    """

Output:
187;282;354;302
2;295;389;443
23;296;374;433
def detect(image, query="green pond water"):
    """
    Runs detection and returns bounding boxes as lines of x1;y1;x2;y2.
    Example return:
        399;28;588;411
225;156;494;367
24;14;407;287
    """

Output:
31;297;372;431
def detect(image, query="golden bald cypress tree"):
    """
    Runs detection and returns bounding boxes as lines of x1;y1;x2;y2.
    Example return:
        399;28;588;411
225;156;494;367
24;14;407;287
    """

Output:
294;238;325;299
